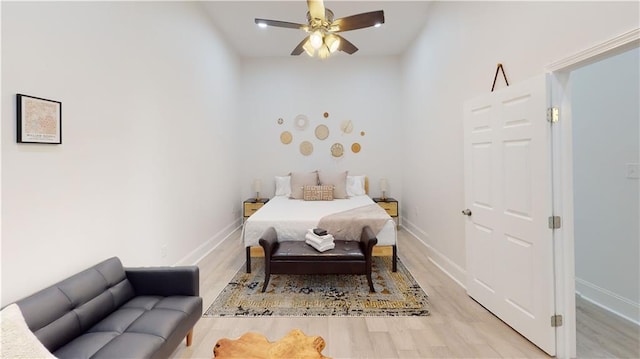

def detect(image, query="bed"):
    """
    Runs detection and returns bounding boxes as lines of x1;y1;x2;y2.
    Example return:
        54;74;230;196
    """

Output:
242;173;398;273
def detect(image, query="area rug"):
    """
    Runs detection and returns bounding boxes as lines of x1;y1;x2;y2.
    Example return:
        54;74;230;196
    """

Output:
203;256;430;317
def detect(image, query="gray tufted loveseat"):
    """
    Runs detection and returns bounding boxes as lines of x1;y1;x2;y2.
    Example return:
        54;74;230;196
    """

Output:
13;257;202;359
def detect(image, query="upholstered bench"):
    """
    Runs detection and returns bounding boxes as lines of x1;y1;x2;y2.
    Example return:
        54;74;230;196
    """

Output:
258;226;378;293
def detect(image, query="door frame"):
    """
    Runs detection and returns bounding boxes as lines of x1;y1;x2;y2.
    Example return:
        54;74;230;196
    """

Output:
546;28;640;359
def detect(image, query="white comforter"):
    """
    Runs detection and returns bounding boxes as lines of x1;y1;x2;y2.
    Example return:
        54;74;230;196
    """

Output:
242;195;397;247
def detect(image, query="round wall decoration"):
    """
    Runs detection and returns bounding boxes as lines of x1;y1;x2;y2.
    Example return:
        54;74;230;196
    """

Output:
277;118;284;125
294;114;309;131
323;112;329;118
340;120;353;134
280;131;292;144
315;124;329;140
351;143;361;153
330;143;344;158
360;131;366;136
300;141;313;156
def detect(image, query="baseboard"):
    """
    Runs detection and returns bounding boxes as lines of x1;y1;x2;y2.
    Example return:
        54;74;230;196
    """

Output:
175;219;242;266
575;277;640;325
402;219;467;289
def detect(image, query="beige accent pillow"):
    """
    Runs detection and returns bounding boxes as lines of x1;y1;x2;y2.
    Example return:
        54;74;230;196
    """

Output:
289;171;319;199
318;170;348;198
0;304;58;358
303;185;334;201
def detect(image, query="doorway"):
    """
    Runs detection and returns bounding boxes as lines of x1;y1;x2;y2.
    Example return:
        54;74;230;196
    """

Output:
570;47;640;358
548;29;640;358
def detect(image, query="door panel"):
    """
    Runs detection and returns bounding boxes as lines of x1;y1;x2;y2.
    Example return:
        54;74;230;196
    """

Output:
464;74;556;355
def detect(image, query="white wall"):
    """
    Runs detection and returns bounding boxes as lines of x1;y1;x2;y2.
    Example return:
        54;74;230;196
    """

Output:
1;2;241;306
240;56;401;200
401;1;640;283
572;48;640;323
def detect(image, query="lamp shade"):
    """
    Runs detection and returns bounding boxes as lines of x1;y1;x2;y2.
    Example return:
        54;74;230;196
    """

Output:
324;34;340;53
379;178;388;192
253;179;262;193
310;30;323;49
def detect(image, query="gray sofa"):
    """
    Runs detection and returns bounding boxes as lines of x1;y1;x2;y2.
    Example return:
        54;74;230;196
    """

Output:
13;257;202;359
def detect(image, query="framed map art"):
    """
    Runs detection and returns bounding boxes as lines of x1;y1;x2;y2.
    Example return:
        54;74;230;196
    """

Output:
17;94;62;144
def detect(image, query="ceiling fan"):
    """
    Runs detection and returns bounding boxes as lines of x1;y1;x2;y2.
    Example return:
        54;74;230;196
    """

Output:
255;0;385;58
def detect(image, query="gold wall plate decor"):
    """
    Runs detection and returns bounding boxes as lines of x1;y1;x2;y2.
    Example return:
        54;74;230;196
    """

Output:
280;131;292;144
315;125;329;140
340;120;353;134
351;143;361;153
360;131;365;136
300;141;313;156
323;112;329;118
331;143;344;158
294;114;309;131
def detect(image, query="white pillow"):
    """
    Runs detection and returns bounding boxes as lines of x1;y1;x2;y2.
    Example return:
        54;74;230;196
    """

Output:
346;175;366;196
274;175;291;197
0;304;58;358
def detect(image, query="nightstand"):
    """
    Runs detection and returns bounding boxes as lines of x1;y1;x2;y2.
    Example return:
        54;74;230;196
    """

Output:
373;197;399;227
243;198;269;222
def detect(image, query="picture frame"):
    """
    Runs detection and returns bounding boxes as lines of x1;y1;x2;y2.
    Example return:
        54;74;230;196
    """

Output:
17;94;62;144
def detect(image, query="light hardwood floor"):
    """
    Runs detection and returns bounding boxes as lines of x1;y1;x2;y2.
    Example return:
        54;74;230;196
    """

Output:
169;229;640;359
576;295;640;358
171;228;554;359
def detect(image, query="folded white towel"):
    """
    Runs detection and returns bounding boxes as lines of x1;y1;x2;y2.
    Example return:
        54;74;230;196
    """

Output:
306;239;335;252
305;232;334;246
307;229;334;241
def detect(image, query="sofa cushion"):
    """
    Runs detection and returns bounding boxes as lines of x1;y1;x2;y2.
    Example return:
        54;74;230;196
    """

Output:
52;295;202;359
17;258;135;353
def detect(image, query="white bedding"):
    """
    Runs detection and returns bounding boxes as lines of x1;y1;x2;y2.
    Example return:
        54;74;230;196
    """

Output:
242;195;397;247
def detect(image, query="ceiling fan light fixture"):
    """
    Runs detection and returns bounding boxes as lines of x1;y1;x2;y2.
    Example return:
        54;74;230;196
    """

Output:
310;30;324;49
318;45;331;59
324;33;340;53
257;22;268;28
374;22;382;28
302;39;315;57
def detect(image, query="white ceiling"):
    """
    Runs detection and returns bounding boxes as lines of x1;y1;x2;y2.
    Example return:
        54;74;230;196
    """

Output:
201;1;432;58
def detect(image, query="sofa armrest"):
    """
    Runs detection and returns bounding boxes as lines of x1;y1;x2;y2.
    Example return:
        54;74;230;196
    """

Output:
359;225;378;258
125;266;199;297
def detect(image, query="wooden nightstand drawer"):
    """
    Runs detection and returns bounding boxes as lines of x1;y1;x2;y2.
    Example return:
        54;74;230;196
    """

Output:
244;203;264;216
243;198;269;219
377;202;398;217
372;197;398;218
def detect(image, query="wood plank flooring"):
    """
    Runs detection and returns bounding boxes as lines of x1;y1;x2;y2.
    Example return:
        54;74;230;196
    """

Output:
169;228;636;358
576;295;640;358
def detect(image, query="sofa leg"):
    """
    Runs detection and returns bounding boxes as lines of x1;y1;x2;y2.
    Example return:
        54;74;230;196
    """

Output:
186;329;194;347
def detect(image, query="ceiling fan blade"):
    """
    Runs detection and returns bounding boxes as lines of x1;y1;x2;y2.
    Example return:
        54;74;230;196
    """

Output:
333;10;385;32
255;18;306;30
307;0;326;21
335;34;358;54
291;37;308;56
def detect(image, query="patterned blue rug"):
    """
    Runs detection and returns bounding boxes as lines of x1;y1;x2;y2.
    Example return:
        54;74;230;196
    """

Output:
203;256;430;317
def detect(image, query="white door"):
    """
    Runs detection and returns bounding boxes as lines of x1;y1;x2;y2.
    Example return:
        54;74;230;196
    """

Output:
463;74;556;355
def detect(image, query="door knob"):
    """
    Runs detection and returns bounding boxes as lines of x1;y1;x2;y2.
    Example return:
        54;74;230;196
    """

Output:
462;209;472;216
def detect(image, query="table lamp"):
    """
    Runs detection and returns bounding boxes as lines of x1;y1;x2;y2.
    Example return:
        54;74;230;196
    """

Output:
380;178;388;201
253;179;262;201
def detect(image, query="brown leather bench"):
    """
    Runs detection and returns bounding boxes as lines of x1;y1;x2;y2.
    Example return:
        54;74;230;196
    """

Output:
258;226;378;293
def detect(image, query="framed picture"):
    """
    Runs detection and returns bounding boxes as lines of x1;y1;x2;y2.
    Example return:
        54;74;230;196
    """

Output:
17;94;62;144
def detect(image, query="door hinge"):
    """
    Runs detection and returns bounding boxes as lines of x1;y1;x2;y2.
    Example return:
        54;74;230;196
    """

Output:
548;216;561;229
551;314;563;327
547;107;559;123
